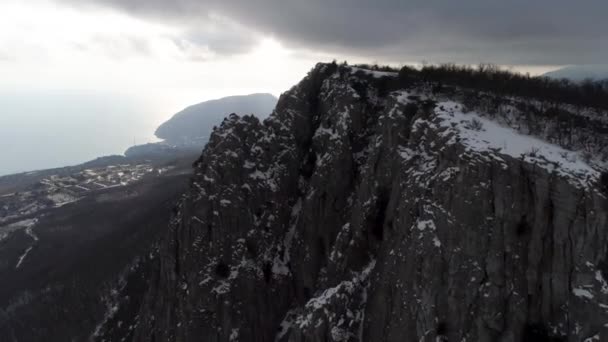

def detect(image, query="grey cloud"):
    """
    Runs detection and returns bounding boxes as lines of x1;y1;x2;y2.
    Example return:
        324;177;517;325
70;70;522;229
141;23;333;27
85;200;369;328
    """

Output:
58;0;608;65
181;32;254;56
76;34;153;60
177;16;261;56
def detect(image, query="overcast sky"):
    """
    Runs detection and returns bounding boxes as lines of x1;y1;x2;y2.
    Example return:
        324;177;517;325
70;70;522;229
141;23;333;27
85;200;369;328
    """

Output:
0;0;605;174
4;0;603;113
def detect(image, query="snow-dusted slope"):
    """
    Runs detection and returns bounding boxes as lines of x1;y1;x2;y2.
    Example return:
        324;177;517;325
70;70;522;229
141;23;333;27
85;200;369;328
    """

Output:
432;101;599;187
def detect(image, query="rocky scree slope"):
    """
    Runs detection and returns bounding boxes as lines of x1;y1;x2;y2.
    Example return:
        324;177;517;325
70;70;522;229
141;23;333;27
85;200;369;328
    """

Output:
121;63;608;342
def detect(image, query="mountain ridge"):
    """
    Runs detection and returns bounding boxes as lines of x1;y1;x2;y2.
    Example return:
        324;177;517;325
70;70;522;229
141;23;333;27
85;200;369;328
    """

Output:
92;62;608;341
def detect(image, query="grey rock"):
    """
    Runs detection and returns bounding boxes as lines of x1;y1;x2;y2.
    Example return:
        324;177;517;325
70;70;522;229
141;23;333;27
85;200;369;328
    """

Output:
122;63;608;342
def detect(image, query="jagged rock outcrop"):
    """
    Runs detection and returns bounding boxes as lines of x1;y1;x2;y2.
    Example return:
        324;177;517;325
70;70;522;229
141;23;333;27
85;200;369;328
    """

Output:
123;63;608;342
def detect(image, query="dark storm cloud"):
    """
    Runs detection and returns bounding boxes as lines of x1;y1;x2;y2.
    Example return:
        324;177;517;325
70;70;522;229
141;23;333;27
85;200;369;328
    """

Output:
59;0;608;65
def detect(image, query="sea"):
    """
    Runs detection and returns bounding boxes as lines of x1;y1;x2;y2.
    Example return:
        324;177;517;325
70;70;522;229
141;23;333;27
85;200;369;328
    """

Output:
0;90;166;176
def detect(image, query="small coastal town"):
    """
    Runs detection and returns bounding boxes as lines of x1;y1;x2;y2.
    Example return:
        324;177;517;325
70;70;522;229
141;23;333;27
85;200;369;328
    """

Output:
0;163;172;228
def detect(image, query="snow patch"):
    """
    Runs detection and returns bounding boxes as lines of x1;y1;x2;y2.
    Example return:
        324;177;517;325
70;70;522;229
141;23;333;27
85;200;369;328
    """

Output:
47;192;79;207
416;219;436;231
15;246;33;268
433;236;442;248
583;334;600;342
314;126;341;141
573;287;594;299
230;328;240;341
435;101;599;188
350;67;397;79
596;271;608;294
1;218;38;242
249;169;278;191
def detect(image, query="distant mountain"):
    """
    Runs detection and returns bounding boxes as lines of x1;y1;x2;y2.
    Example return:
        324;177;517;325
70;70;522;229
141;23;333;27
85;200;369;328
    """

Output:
543;65;608;81
155;93;277;145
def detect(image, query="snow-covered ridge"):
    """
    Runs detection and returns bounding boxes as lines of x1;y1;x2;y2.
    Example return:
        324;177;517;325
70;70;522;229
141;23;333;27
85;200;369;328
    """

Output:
430;100;601;188
349;66;397;79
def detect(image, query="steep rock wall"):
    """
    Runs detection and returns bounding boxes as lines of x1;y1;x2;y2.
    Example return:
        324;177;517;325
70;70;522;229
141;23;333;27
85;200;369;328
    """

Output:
127;64;608;342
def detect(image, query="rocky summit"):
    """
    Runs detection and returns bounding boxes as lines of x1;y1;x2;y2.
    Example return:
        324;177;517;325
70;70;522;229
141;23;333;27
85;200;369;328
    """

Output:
99;63;608;342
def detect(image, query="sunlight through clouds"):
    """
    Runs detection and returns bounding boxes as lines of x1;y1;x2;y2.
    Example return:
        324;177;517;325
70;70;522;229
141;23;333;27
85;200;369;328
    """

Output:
0;0;325;111
0;0;330;174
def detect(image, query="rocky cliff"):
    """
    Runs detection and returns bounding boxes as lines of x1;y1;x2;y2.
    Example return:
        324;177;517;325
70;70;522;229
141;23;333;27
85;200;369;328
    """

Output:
110;63;608;342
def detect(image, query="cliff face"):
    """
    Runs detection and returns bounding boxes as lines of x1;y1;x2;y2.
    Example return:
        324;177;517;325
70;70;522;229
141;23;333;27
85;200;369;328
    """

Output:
125;64;608;342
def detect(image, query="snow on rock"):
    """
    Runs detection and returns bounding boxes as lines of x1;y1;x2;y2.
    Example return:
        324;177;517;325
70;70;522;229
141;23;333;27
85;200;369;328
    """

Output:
432;236;442;248
25;224;39;241
416;219;436;232
313;126;341;141
6;219;40;268
249;169;278;192
48;192;79;207
583;334;600;342
435;101;600;188
278;259;376;339
15;246;33;268
0;218;38;242
349;67;397;79
573;287;595;299
229;328;239;341
596;271;608;294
